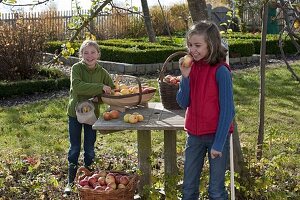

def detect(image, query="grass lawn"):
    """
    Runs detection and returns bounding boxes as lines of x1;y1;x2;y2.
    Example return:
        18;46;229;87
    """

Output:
0;63;299;199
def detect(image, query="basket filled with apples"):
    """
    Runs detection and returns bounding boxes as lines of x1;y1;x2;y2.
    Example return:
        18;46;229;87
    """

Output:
75;166;139;200
158;51;193;110
101;75;156;112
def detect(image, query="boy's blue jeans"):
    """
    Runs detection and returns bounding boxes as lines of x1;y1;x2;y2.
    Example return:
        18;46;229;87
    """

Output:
182;133;229;200
67;116;96;167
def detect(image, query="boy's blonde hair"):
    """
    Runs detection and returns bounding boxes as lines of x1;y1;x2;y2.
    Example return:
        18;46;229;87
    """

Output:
186;20;227;65
78;40;101;58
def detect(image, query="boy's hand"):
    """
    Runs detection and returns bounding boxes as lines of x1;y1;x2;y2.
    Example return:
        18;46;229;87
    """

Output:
102;85;112;94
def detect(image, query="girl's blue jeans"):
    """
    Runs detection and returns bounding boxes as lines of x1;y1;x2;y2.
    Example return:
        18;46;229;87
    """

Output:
67;116;96;167
182;133;229;200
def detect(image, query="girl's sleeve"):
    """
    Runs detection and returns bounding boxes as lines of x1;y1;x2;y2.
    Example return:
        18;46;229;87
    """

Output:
212;66;235;152
176;76;190;109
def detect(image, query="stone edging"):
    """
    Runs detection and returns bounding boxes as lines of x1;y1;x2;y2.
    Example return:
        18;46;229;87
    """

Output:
43;53;268;75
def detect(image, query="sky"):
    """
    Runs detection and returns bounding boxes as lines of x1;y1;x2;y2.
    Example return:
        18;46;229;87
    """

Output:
0;0;186;13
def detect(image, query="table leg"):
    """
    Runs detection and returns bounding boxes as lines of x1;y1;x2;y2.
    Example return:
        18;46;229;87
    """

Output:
164;130;178;197
137;130;151;197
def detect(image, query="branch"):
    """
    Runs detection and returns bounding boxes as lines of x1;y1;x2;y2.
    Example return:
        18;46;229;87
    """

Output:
1;0;50;7
46;0;112;65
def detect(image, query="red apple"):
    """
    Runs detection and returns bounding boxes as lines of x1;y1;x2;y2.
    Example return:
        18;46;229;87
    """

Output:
79;179;89;187
109;110;120;119
115;174;122;184
88;176;98;186
98;176;106;186
169;77;177;85
182;54;193;68
103;112;112;121
94;185;105;191
91;173;101;180
105;186;114;192
119;175;129;185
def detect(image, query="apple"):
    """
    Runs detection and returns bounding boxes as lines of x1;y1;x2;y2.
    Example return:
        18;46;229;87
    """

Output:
107;182;117;189
105;173;116;184
164;75;172;83
91;173;100;180
137;114;144;122
119;84;128;90
103;112;112;121
105;186;114;192
169;77;177;85
118;183;126;189
98;176;106;186
115;174;122;184
120;88;130;95
94;185;105;191
128;114;138;124
79;178;89;187
98;170;107;177
88;176;98;186
123;114;131;123
92;182;100;189
119;175;130;185
182;54;193;68
142;87;150;93
109;110;120;119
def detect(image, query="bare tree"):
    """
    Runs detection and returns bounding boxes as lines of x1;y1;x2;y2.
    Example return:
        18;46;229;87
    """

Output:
186;0;208;23
141;0;156;42
256;1;268;160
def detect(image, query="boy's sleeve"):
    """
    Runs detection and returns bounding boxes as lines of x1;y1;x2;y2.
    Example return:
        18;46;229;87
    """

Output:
176;76;190;109
71;64;106;96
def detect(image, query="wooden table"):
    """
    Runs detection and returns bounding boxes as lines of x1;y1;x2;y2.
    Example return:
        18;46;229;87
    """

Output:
93;102;185;197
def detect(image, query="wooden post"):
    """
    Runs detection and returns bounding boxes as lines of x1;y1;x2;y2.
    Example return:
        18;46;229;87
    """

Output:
137;130;151;198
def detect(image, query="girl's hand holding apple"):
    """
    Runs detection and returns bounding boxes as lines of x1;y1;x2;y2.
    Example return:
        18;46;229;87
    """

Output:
179;56;192;78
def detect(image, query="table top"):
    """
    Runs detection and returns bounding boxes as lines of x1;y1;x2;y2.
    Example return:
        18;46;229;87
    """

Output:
93;102;186;131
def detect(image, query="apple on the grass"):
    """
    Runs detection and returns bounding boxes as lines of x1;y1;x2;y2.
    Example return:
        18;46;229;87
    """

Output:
182;54;193;68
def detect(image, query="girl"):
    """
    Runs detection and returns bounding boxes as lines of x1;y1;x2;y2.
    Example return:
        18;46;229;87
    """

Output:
64;40;114;194
176;21;235;200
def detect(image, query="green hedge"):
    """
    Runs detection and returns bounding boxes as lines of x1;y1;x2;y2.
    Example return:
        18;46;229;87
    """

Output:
0;78;70;98
45;35;298;64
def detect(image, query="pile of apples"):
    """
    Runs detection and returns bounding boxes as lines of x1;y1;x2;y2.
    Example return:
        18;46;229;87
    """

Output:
123;112;144;124
110;83;155;96
102;110;120;121
77;170;131;191
163;75;181;86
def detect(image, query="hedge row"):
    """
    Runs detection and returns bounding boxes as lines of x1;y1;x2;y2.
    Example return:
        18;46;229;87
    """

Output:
45;36;297;63
0;78;70;98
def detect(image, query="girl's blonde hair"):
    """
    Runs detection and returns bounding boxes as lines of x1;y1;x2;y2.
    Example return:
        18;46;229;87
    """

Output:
78;40;101;58
186;20;227;65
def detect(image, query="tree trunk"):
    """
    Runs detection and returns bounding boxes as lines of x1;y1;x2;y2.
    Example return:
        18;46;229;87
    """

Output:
257;2;268;161
186;0;208;23
141;0;156;43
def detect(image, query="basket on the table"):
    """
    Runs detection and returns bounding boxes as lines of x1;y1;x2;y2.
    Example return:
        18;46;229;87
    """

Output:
158;51;187;110
101;75;156;111
75;166;139;200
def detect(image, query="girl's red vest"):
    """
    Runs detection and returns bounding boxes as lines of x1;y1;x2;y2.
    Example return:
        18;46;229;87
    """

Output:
185;60;234;135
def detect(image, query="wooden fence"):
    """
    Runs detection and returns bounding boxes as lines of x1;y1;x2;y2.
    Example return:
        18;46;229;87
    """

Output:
0;8;144;40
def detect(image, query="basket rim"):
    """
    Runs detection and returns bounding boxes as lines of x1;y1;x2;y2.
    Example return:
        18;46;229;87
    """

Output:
102;88;156;99
158;51;187;82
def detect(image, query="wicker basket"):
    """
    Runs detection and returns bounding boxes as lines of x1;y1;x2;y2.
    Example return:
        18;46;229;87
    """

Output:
101;75;156;112
158;51;187;110
75;167;139;200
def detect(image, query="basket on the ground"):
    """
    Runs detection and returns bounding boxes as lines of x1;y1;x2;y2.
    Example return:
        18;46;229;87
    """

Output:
158;51;187;110
101;75;156;112
75;167;139;200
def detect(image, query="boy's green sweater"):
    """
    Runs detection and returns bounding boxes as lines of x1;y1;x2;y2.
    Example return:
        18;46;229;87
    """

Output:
67;61;114;118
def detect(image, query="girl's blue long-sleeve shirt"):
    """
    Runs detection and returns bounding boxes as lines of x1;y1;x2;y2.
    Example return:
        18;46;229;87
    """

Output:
176;65;235;152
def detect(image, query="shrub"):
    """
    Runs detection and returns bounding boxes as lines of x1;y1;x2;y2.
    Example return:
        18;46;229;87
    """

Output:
0;15;48;81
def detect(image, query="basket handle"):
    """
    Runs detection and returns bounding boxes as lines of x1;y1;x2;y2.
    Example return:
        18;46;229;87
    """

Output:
115;74;143;105
158;51;188;82
75;166;92;183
